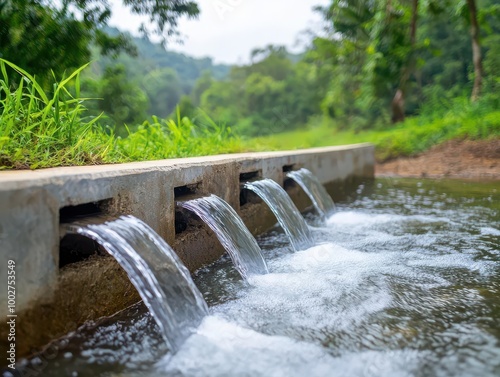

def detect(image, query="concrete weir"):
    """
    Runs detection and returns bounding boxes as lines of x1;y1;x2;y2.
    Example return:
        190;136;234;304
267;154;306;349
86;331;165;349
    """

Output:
0;144;374;357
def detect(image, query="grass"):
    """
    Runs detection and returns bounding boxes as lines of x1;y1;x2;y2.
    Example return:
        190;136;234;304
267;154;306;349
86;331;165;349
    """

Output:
0;60;243;169
115;111;243;161
245;98;500;161
0;60;115;168
1;59;498;169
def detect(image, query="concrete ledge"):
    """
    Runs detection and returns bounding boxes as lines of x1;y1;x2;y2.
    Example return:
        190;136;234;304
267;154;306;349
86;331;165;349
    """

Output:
0;143;374;357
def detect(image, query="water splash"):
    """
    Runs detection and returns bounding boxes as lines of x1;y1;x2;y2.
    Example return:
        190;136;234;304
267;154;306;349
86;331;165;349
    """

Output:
63;215;208;353
179;195;268;280
286;168;335;218
244;179;313;251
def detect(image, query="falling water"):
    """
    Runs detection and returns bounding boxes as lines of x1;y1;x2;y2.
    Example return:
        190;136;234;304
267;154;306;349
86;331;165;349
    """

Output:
62;215;208;353
286;168;335;218
244;179;313;251
179;194;268;280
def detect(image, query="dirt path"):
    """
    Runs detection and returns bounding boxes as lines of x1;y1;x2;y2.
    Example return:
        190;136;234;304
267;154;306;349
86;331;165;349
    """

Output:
376;139;500;180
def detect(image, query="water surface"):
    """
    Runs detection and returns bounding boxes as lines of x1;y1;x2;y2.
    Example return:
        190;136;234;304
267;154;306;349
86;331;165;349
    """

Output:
18;178;500;377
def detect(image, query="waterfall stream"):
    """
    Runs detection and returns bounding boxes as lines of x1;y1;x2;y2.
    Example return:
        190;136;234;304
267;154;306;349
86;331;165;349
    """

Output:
244;179;313;251
286;168;335;219
179;194;269;280
62;215;208;353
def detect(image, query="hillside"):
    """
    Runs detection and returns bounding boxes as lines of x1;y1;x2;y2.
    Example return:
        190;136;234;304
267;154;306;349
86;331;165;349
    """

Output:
98;27;230;84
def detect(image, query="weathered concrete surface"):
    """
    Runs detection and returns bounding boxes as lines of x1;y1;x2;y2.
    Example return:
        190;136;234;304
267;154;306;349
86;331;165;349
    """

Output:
0;144;374;358
10;255;141;357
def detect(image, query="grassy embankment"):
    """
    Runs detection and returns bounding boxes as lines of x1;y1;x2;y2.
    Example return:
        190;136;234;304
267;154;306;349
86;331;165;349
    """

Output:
0;60;242;169
1;60;498;169
246;99;500;161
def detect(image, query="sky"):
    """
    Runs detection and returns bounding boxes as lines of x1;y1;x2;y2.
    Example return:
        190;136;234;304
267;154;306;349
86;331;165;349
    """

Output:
109;0;329;65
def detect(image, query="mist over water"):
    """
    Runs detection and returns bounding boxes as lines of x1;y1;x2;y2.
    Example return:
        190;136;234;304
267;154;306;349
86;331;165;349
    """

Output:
21;178;500;377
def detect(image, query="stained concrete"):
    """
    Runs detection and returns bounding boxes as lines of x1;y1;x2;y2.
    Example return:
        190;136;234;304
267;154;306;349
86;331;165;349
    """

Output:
0;144;374;357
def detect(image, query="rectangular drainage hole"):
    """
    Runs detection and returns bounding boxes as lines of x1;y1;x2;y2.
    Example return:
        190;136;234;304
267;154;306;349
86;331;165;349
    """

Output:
59;199;112;268
283;165;298;189
59;199;111;224
239;170;261;182
239;170;262;206
174;182;201;199
174;183;203;235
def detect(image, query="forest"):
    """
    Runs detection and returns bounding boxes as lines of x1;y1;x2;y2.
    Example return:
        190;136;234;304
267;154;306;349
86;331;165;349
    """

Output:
0;0;499;168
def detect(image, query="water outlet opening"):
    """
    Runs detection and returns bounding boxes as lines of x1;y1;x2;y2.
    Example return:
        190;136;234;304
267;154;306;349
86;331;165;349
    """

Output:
239;171;263;206
59;199;112;268
174;182;201;200
283;165;298;190
239;170;261;182
174;183;203;235
59;200;112;223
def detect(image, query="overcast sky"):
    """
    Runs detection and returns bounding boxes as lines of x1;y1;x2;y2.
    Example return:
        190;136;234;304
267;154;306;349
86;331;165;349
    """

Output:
109;0;329;65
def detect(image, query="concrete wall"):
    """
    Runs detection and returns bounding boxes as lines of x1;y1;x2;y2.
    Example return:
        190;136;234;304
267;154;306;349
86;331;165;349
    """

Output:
0;144;374;355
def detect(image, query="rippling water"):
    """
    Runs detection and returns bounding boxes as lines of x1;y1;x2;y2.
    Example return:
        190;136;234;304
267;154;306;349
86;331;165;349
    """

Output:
18;178;500;377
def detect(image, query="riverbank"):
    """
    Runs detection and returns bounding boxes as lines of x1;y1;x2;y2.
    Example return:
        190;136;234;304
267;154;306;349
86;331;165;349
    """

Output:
376;139;500;179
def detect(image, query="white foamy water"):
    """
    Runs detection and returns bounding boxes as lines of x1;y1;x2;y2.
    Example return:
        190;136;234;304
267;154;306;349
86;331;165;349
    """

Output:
480;226;500;236
212;243;394;332
159;316;424;377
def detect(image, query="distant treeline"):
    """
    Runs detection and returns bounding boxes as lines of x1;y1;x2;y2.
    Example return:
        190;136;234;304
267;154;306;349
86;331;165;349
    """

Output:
191;0;500;136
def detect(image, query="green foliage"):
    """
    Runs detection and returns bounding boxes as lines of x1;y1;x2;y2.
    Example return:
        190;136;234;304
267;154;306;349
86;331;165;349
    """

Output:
0;59;113;169
375;100;500;160
0;61;241;170
247;97;500;161
194;0;498;135
142;68;183;118
1;60;497;170
97;65;149;132
94;27;230;89
176;95;197;119
0;0;92;84
205;0;499;134
117;109;241;160
483;34;500;99
83;27;231;121
191;71;214;106
0;0;200;86
197;45;321;137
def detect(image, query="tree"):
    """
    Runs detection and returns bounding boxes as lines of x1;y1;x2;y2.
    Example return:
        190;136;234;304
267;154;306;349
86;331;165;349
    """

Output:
466;0;482;101
392;0;419;123
191;71;214;106
98;65;149;131
0;0;199;84
0;0;92;84
142;68;183;118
